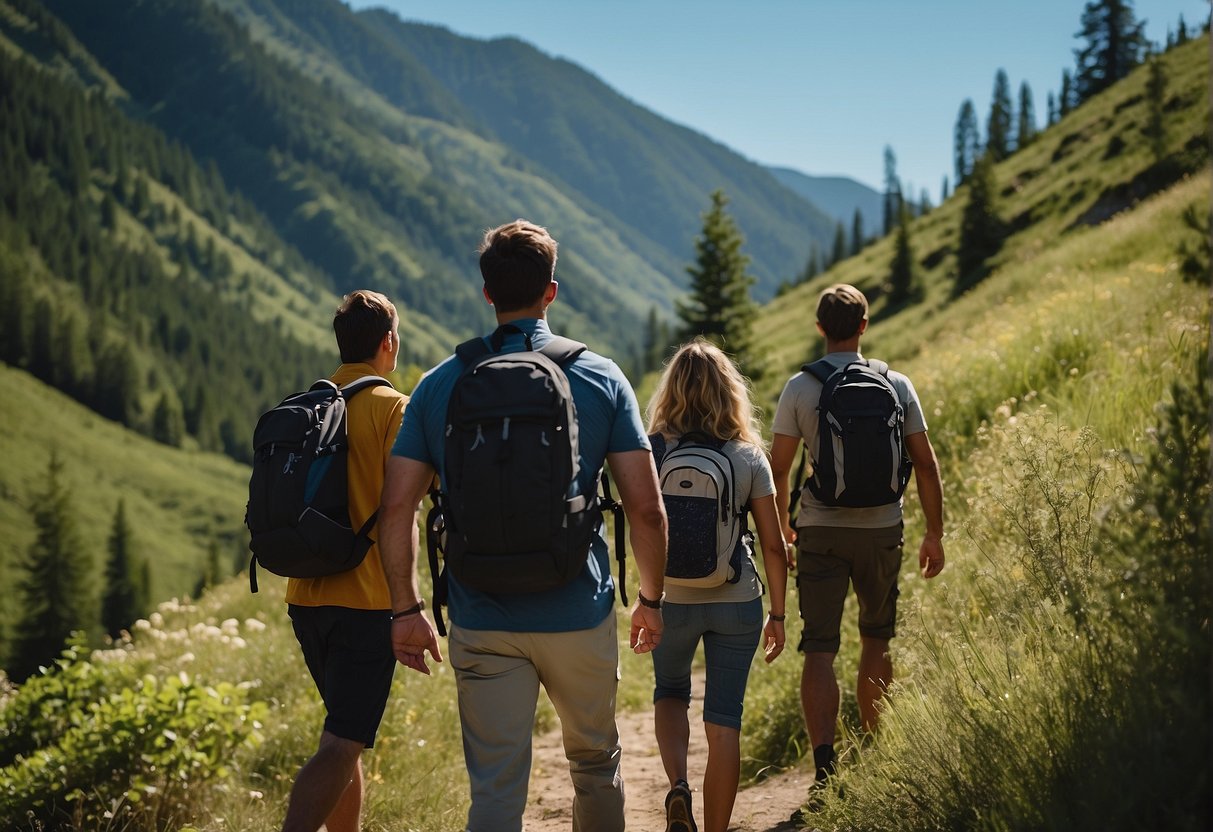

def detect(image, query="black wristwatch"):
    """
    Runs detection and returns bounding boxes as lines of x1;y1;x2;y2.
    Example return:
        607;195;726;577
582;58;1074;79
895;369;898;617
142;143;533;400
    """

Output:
391;600;426;620
637;590;664;609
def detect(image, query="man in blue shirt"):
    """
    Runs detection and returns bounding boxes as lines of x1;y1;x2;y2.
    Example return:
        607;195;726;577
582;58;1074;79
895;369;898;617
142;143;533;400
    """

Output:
379;219;668;832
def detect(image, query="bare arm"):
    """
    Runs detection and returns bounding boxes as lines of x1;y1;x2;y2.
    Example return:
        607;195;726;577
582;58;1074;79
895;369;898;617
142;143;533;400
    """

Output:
379;455;443;672
749;493;787;662
769;432;801;567
905;431;945;578
606;448;667;654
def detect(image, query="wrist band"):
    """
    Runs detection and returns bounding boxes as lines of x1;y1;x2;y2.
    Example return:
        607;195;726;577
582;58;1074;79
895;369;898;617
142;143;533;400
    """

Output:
769;612;786;622
637;590;664;609
391;600;426;620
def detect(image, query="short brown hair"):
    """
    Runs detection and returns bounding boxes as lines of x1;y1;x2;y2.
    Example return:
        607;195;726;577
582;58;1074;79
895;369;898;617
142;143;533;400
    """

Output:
816;284;869;341
479;219;558;313
333;290;396;364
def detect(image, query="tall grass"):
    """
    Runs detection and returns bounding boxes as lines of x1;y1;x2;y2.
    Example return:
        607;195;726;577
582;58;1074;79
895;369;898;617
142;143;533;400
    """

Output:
806;355;1210;830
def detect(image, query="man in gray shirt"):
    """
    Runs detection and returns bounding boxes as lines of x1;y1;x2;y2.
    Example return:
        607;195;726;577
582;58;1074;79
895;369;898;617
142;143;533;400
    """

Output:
770;283;945;799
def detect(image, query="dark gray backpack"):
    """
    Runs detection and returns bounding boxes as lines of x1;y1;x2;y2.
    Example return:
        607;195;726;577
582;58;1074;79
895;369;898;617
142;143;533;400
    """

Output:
799;358;912;508
245;376;390;592
430;325;624;618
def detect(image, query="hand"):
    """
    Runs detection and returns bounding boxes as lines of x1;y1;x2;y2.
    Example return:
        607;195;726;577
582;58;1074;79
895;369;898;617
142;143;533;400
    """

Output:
629;603;663;654
783;526;798;571
391;613;443;674
762;616;785;663
919;534;945;579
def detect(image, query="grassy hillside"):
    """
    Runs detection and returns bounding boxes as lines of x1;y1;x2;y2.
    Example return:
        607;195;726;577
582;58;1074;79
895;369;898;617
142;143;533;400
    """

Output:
753;36;1209;410
0;364;250;616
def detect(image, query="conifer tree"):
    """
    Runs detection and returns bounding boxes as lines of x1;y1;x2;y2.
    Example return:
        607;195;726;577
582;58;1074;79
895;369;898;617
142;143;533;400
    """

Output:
801;243;821;284
954;99;981;185
1144;56;1169;162
102;499;140;638
850;208;865;256
882;145;902;236
152;389;185;446
1060;69;1076;116
1074;0;1147;102
1176;14;1189;44
956;153;1004;293
1017;81;1037;148
941;175;950;203
677;189;759;376
986;69;1014;161
888;204;916;303
9;452;94;680
831;220;847;266
1047;91;1059;126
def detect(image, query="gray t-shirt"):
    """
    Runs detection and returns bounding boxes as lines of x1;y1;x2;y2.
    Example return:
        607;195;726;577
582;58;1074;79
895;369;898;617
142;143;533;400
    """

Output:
771;351;927;530
659;437;776;606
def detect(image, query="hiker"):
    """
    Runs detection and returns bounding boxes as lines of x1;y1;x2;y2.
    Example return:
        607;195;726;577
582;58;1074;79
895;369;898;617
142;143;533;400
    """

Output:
769;283;945;802
646;339;789;832
281;290;408;832
378;219;668;832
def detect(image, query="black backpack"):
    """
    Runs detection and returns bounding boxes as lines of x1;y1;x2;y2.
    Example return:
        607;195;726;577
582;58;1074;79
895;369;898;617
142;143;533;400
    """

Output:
793;358;912;509
245;375;391;592
425;324;626;634
651;432;748;588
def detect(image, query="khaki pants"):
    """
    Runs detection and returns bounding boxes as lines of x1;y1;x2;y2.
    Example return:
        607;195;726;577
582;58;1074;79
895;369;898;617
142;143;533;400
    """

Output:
450;613;623;832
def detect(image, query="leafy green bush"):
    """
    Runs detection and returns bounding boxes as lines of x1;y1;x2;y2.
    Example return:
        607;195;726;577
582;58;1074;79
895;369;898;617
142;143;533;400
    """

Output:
0;640;264;831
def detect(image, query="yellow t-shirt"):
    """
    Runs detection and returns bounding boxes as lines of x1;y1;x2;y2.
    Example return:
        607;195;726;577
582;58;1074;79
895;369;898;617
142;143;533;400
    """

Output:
285;363;406;610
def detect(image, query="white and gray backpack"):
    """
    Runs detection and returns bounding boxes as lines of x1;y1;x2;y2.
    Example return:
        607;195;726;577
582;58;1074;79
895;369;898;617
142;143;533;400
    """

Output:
651;432;748;588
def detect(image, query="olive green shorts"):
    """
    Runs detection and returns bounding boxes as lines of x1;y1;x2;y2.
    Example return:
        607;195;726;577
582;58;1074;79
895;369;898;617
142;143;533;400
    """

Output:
796;524;904;653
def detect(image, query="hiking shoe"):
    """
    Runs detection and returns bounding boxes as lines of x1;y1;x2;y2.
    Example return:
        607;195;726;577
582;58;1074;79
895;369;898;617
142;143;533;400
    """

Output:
664;779;697;832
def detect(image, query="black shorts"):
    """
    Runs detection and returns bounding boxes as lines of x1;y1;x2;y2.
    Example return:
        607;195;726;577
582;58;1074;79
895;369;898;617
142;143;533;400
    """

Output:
288;604;396;747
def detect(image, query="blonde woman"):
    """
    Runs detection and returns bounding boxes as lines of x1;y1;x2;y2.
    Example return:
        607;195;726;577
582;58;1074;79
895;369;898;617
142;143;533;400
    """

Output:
646;339;789;832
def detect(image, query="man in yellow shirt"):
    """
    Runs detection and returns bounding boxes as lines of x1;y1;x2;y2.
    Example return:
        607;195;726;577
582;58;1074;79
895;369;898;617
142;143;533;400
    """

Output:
281;290;408;832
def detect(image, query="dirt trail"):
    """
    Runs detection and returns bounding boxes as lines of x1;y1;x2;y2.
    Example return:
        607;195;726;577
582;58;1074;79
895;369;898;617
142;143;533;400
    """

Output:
524;671;811;831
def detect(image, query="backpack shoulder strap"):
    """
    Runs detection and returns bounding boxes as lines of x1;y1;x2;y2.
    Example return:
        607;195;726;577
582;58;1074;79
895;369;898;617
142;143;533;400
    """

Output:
865;358;889;376
454;336;492;365
340;375;392;398
649;432;667;466
537;336;587;367
803;359;835;384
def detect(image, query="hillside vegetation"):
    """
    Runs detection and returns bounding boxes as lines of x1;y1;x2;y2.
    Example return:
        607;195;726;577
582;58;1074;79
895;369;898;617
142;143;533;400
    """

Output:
0;19;1206;831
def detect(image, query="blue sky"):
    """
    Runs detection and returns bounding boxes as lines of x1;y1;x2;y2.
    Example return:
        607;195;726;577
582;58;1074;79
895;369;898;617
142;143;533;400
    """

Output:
350;1;1209;195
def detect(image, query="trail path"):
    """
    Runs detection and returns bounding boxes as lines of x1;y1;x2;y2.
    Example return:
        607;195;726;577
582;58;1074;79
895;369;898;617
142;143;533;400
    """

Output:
524;670;811;831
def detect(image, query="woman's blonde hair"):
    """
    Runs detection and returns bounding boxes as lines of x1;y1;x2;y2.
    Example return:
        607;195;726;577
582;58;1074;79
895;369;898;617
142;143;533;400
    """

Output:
646;338;765;448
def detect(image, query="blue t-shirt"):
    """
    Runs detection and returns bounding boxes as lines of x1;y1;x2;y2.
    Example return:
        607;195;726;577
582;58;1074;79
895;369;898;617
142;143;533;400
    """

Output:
392;318;650;632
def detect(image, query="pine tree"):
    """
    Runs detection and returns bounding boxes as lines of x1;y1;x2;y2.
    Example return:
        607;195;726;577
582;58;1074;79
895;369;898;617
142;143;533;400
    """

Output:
986;69;1014;161
1074;0;1147;103
677;189;759;376
888;203;916;304
941;175;950;203
800;243;821;284
1060;69;1075;116
954;99;981;185
956;153;1004;292
1144;56;1169;162
831;220;847;266
9;452;94;680
850;208;865;256
1017;81;1037;148
101;499;140;638
882;145;902;236
1047;91;1059;126
152;389;185;446
1176;14;1189;44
